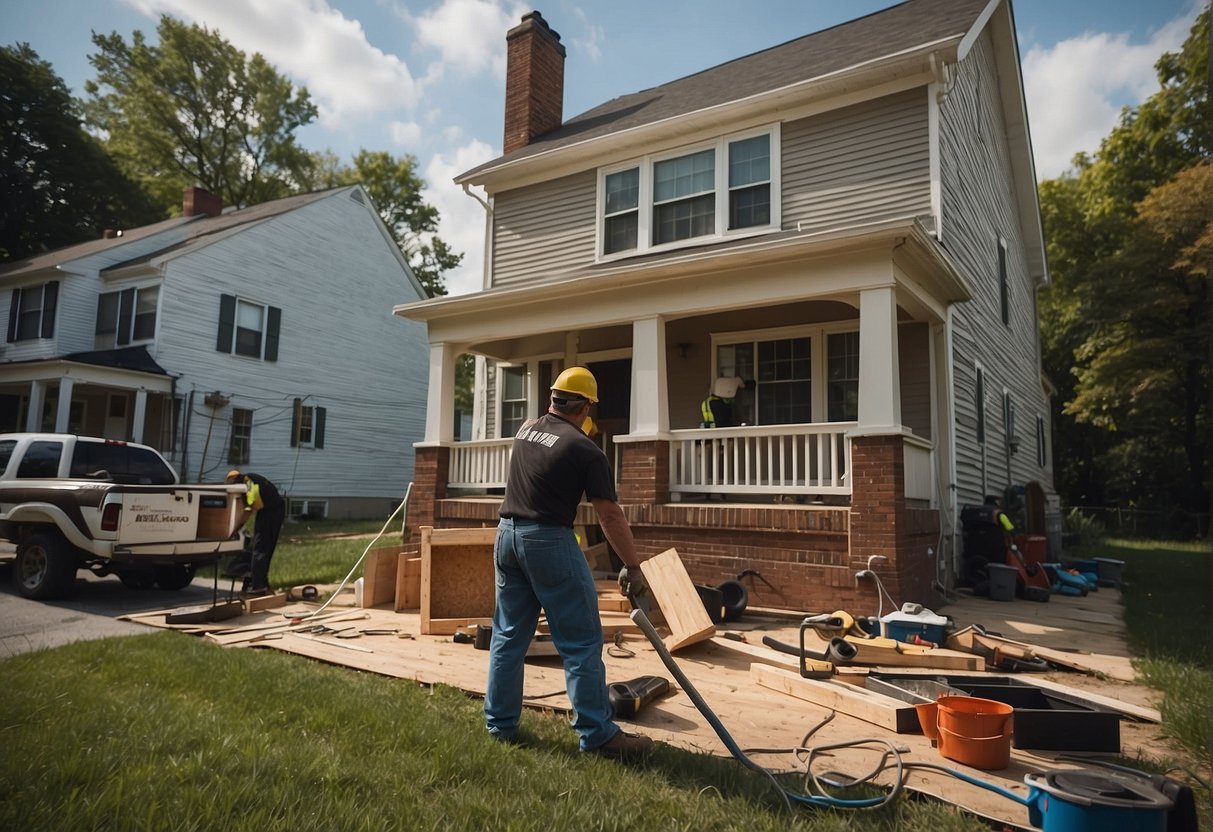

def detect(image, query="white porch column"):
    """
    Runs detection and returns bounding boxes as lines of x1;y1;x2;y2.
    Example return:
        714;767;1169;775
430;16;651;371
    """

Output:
54;379;74;432
131;389;148;443
630;316;668;436
423;342;456;443
857;286;902;433
25;380;46;431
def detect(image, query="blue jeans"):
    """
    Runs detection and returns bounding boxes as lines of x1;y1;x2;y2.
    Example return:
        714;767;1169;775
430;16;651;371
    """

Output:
484;517;620;750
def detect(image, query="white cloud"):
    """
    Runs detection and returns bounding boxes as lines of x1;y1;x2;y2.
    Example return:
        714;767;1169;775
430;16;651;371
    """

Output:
424;139;496;296
122;0;420;125
1022;12;1193;180
410;0;529;79
567;7;604;62
389;120;423;145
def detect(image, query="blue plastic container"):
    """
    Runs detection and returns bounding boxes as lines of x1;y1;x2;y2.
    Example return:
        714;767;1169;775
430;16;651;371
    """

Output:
1024;770;1172;832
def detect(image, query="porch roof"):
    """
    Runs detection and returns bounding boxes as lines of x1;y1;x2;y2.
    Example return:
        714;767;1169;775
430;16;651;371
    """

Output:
0;347;174;392
394;219;970;345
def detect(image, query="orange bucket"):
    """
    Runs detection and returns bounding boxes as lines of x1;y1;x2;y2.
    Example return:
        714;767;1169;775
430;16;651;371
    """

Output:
915;701;940;741
937;723;1012;770
935;695;1014;737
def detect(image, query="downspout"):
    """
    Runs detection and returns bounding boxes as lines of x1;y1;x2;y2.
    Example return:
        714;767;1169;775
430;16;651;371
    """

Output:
461;183;494;292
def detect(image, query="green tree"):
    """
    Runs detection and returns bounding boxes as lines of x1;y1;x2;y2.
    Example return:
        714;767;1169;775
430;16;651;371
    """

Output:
0;43;162;262
323;150;463;298
82;16;318;212
1038;9;1210;519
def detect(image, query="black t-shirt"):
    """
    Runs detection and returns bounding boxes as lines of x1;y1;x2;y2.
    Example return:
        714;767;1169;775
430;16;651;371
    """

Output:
499;412;618;527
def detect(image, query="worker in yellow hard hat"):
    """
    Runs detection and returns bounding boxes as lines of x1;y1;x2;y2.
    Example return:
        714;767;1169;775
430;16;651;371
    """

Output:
487;365;653;759
225;468;285;597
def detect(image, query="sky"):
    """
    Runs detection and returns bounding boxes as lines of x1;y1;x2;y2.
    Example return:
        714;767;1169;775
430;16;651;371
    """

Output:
2;0;1204;297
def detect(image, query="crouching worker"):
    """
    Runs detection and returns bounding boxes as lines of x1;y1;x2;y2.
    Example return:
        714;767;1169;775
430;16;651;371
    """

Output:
226;469;285;597
485;366;655;759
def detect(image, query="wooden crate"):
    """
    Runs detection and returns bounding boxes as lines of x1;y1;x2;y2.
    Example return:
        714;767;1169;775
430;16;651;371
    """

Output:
420;526;496;634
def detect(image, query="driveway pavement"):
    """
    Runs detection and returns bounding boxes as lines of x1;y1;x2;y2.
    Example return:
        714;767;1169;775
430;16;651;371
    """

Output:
0;562;224;659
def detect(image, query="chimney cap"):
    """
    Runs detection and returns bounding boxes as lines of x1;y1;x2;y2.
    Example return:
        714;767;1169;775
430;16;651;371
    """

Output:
508;10;563;48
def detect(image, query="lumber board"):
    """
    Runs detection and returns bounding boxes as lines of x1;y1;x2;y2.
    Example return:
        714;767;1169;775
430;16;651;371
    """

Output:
800;627;981;670
640;548;716;652
242;592;286;614
751;664;921;733
395;557;421;612
707;636;802;672
595;580;630;613
362;546;401;608
420;526;496;635
950;628;1135;681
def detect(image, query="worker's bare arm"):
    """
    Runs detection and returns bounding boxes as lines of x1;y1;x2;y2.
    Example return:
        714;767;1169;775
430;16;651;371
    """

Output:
591;497;640;569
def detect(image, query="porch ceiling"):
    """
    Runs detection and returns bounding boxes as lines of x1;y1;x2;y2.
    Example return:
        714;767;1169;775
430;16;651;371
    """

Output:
397;219;970;348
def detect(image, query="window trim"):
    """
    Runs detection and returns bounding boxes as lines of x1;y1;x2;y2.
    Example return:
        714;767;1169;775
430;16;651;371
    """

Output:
7;281;59;343
291;399;327;449
229;407;253;465
95;283;161;348
998;237;1009;326
217;293;281;362
497;364;529;439
596;123;781;262
711;320;858;426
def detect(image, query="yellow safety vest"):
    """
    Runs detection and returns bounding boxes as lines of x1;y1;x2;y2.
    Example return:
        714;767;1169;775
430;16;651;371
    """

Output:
700;396;718;427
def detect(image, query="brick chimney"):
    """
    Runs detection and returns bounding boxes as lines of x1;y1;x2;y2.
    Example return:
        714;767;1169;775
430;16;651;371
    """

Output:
503;11;566;154
183;186;222;218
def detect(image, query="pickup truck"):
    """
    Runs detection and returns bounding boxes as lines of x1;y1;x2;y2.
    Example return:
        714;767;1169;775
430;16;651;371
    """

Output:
0;433;248;599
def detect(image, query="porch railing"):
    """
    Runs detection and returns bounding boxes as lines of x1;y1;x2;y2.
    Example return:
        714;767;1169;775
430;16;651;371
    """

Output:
448;439;513;489
669;423;855;498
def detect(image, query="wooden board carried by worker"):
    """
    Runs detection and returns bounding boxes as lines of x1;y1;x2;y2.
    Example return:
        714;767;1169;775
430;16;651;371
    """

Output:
420;526;497;635
752;663;922;733
639;548;716;652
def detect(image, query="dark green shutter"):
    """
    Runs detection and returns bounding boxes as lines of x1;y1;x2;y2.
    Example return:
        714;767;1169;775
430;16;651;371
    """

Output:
116;288;135;346
217;294;235;353
40;281;58;339
6;289;18;342
264;306;281;361
314;407;325;449
290;398;300;447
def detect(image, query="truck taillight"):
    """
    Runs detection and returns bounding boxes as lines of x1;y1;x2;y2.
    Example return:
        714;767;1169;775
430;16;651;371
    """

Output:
101;503;121;531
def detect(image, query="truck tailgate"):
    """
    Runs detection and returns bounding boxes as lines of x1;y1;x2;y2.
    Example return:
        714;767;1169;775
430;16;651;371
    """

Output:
117;488;244;544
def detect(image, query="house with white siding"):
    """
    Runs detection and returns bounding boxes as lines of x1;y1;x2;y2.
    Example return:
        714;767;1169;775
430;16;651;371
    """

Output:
0;185;429;519
395;0;1059;609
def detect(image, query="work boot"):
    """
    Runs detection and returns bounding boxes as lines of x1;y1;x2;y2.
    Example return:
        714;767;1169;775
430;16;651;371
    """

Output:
589;730;654;760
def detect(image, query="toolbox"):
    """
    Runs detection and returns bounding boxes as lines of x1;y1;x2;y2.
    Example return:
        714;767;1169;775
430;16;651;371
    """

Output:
880;606;949;645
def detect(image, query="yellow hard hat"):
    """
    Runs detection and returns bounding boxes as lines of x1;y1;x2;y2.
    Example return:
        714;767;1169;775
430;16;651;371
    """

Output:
226;469;243;482
551;366;598;403
582;416;599;437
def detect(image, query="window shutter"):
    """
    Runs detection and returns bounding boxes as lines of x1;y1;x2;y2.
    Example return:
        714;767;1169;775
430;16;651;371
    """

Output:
6;289;18;342
116;288;135;346
998;243;1009;325
264;306;281;361
217;294;236;352
314;407;326;449
290;398;300;448
40;281;58;339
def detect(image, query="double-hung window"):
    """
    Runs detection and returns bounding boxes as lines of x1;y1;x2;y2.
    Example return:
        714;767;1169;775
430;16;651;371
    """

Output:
599;125;778;258
6;281;58;342
500;366;528;438
229;408;252;465
217;294;280;361
95;285;159;348
291;399;327;449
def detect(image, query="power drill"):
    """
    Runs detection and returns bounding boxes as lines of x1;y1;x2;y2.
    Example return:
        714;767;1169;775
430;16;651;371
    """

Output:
608;675;671;719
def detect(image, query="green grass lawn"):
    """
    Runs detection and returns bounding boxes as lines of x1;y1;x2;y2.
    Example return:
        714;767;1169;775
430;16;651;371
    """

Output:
2;531;1207;830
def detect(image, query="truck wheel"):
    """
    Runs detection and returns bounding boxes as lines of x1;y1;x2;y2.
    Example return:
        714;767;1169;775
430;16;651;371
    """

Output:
13;532;78;599
154;565;196;591
118;568;157;590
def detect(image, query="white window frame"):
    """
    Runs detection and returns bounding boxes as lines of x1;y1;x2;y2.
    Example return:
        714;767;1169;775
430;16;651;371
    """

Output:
497;364;529;439
297;405;316;448
229;407;253;465
234;299;267;359
288;498;328;519
710;321;858;426
95;283;160;349
596;123;781;261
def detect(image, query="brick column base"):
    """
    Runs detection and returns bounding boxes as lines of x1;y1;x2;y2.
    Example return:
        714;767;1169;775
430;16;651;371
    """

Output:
617;441;669;504
409;446;449;540
849;434;940;605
